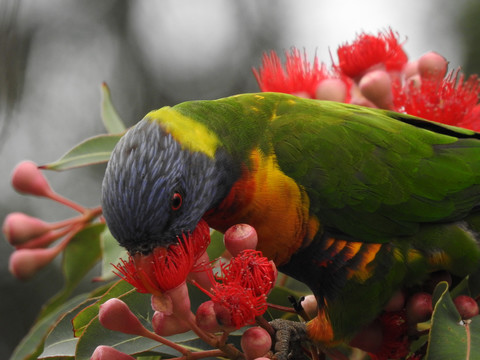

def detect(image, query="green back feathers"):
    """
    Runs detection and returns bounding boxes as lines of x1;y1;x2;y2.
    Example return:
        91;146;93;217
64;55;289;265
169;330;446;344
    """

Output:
166;93;480;242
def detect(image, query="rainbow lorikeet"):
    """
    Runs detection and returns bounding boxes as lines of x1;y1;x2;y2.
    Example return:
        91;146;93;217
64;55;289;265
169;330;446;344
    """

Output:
101;92;480;349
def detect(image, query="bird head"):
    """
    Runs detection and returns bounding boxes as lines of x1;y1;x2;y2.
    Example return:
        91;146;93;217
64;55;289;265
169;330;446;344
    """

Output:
101;116;234;254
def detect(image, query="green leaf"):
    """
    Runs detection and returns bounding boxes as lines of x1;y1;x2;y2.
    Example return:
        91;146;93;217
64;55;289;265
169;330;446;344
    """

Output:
40;134;122;170
94;226;128;282
39;298;98;359
75;290;158;359
72;280;134;337
101;82;127;134
10;294;90;360
38;224;104;321
207;230;225;260
450;276;471;299
426;281;480;360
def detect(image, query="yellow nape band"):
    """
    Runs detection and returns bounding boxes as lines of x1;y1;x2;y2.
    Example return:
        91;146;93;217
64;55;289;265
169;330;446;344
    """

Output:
146;107;220;158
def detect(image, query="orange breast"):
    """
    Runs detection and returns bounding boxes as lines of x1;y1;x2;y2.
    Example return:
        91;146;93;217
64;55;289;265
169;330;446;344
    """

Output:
204;149;320;265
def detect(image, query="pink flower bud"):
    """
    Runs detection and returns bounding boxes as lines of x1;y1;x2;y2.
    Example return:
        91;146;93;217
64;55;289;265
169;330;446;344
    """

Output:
196;300;222;333
240;326;272;360
91;345;135;360
9;246;61;280
152;311;190;336
188;250;214;291
454;295;479;320
212;302;240;332
167;282;191;316
11;161;52;197
406;292;433;324
350;94;377;108
224;224;258;256
359;69;393;109
315;78;347;102
291;91;311;99
3;212;51;245
418;52;447;81
99;298;147;336
150;282;192;319
403;60;419;79
406;74;422;88
383;290;406;312
151;294;173;314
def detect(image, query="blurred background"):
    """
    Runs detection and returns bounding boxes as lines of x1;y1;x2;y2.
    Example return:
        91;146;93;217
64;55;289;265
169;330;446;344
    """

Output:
1;0;480;358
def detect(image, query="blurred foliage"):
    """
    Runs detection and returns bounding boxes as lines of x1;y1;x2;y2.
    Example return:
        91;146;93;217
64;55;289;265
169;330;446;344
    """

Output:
458;0;480;76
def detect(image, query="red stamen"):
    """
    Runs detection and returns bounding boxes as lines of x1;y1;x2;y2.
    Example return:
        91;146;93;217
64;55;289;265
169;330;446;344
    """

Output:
253;48;340;98
218;249;277;297
113;220;211;295
393;70;480;128
336;29;407;79
368;310;409;360
211;283;268;329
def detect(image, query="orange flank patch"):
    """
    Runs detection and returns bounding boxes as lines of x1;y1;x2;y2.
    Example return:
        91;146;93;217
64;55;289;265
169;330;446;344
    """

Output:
327;239;348;257
346;243;382;282
306;308;336;344
315;238;382;281
204;149;316;265
427;250;451;269
342;242;362;263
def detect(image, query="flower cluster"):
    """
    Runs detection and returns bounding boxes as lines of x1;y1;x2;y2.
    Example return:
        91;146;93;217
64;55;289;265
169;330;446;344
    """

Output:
100;223;276;359
196;249;277;330
3;161;102;280
254;28;480;130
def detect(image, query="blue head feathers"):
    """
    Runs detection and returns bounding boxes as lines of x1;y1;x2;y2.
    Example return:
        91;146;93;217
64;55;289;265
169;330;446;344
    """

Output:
101;117;234;254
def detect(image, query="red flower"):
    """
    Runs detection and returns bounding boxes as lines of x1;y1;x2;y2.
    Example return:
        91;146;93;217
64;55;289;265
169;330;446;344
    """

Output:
194;249;276;329
393;70;480;130
336;29;408;79
369;310;409;360
113;220;210;296
210;283;268;329
253;48;346;99
218;249;277;297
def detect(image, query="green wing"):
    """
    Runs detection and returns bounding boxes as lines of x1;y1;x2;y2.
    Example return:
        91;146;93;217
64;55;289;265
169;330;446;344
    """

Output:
269;96;480;242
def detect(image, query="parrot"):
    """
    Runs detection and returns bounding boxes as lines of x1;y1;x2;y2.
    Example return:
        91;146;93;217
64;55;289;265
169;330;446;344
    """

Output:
101;92;480;351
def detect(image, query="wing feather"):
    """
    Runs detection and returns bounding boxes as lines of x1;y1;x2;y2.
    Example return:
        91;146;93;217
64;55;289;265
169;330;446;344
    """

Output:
269;98;480;242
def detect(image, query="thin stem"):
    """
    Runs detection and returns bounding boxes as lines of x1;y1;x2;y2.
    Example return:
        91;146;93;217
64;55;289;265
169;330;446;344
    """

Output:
84;205;103;220
56;223;84;251
49;215;85;230
217;331;230;348
267;302;297;313
465;319;471;360
184;312;245;360
184;312;219;344
18;206;103;249
139;327;191;356
169;349;226;360
45;189;87;213
16;226;73;249
255;315;275;337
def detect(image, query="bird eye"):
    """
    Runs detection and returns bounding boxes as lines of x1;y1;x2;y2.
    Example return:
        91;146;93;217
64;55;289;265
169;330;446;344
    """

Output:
171;192;183;211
